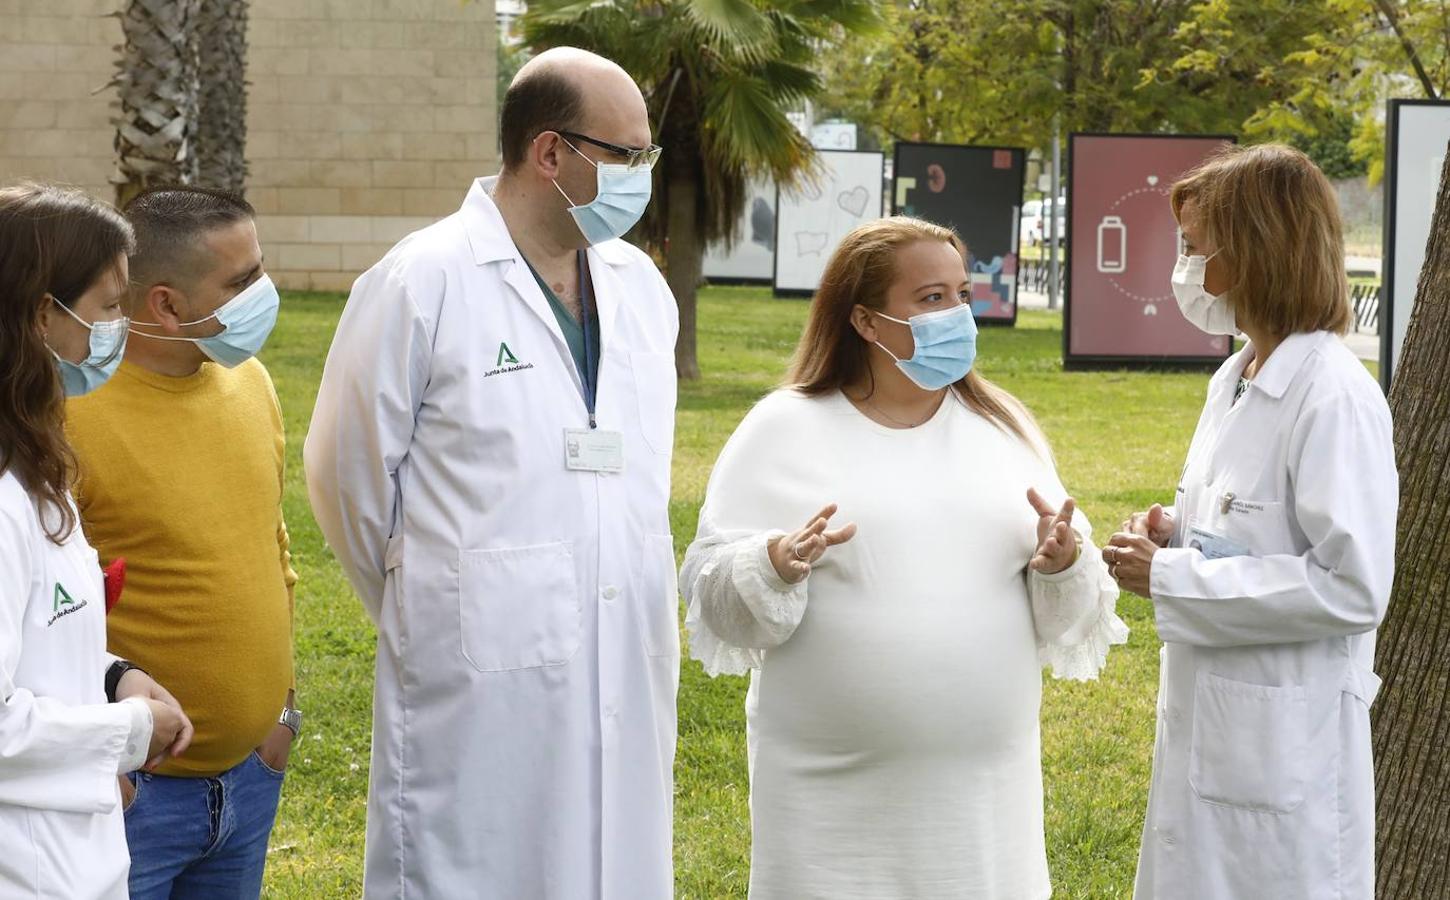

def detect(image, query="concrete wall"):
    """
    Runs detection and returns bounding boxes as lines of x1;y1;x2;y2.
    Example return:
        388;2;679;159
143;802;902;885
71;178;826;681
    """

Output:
0;0;120;199
0;0;499;292
246;0;497;291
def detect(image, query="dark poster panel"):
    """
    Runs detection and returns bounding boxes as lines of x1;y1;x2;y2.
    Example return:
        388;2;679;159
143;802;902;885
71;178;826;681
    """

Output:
892;142;1026;324
1065;133;1236;369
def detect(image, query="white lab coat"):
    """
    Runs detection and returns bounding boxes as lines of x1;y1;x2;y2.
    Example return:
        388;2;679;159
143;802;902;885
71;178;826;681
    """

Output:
0;470;151;899
305;177;680;900
1135;331;1397;900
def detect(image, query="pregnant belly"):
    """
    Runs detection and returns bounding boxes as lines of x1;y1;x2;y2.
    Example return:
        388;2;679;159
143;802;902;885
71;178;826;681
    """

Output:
756;576;1043;761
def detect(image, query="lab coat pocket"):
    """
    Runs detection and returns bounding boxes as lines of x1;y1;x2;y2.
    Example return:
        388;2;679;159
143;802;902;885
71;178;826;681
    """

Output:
1190;672;1308;814
631;352;677;455
641;534;680;658
457;542;581;672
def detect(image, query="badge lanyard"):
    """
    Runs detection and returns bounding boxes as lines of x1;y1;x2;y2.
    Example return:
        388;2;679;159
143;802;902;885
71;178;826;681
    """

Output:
578;250;599;429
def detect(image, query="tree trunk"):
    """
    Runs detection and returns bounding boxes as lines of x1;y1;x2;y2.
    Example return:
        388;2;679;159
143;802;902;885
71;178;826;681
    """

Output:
1373;144;1450;899
110;0;203;207
666;169;702;380
195;0;249;193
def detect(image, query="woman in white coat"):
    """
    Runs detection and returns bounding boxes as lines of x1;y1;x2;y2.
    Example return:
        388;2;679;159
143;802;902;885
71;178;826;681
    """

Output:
0;183;192;899
682;217;1129;899
1109;145;1397;900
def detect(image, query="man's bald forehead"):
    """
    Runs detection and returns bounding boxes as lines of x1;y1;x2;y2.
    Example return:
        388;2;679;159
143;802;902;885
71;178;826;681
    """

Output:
498;46;650;170
513;47;629;87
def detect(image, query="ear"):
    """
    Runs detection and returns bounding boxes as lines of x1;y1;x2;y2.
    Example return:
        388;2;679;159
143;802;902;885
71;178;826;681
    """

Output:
145;284;188;334
36;294;55;340
531;131;566;180
849;305;878;343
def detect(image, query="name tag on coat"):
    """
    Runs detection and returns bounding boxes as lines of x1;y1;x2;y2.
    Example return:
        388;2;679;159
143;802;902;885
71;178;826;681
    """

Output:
565;428;625;473
1186;524;1250;560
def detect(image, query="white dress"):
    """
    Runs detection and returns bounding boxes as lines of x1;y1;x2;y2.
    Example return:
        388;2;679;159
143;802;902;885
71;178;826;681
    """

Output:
682;389;1129;900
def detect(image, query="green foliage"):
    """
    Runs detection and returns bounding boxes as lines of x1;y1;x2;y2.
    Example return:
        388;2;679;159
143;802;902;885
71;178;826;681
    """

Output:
820;0;1450;182
1292;111;1369;179
520;0;881;249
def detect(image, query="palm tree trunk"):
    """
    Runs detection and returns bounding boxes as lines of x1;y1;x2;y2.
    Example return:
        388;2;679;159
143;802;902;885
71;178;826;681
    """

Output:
196;0;249;193
110;0;203;207
666;169;702;380
1373;145;1450;899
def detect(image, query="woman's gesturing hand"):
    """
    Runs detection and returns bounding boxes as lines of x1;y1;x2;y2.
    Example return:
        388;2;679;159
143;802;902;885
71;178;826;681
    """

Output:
1027;488;1079;575
768;503;858;585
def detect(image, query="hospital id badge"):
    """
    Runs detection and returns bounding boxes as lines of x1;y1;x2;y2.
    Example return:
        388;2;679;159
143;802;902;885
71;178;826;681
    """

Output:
565;428;624;473
1186;524;1250;560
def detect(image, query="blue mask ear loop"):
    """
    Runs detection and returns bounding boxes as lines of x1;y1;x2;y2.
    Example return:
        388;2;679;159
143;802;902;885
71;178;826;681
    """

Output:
551;138;597;209
869;309;910;363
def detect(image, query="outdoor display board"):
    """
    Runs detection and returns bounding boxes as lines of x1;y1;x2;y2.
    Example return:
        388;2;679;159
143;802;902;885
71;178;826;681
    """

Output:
1382;99;1450;391
1065;133;1236;368
892;142;1026;324
702;176;776;284
773;150;885;295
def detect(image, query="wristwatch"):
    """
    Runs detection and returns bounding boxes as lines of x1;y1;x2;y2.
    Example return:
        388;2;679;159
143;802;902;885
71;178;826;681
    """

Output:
104;659;146;703
279;705;303;739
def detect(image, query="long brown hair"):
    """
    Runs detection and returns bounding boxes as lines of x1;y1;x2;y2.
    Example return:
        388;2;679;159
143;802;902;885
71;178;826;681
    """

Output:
788;216;1036;446
1170;144;1351;336
0;183;134;543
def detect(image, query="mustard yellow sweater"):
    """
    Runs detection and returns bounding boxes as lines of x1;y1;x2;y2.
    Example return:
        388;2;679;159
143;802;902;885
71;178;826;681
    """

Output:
67;358;297;777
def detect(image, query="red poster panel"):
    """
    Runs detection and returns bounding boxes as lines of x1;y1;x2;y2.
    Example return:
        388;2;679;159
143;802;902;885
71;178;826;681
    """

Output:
1065;133;1236;368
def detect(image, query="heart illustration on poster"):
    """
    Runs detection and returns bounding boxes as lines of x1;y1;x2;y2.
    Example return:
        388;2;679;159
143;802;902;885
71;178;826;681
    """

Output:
838;186;870;217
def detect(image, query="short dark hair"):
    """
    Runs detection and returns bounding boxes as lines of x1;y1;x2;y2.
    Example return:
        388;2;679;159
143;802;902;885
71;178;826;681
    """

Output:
123;186;255;287
499;67;586;171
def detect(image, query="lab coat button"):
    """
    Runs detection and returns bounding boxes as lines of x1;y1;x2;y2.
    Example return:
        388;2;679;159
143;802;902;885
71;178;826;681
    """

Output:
602;585;619;602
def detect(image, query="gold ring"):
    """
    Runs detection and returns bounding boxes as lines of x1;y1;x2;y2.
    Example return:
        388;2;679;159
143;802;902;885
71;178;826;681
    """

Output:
794;543;808;561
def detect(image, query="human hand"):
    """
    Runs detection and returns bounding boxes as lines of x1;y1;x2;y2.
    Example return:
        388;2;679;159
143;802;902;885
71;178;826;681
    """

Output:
140;697;193;770
1103;532;1159;598
117;669;193;768
1027;488;1079;575
1122;503;1174;548
254;722;294;774
767;503;858;585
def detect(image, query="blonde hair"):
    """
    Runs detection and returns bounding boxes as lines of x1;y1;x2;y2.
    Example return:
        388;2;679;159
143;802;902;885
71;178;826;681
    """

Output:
787;216;1036;446
1170;144;1351;336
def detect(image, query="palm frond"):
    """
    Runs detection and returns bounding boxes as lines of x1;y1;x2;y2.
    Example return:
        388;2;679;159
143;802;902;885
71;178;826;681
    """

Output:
685;0;776;59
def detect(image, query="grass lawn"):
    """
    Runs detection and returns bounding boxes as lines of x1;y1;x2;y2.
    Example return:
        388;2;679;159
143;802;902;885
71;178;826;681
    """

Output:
259;284;1259;897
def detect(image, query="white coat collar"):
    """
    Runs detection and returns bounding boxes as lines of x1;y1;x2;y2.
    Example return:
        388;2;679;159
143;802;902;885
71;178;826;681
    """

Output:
1234;330;1333;400
458;177;627;387
461;177;636;268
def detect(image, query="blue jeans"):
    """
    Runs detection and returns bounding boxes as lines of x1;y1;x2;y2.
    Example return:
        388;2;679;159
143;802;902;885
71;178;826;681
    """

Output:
124;751;285;900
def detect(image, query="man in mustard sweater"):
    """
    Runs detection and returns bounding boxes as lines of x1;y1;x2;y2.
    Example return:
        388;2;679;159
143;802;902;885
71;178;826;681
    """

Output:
67;187;297;900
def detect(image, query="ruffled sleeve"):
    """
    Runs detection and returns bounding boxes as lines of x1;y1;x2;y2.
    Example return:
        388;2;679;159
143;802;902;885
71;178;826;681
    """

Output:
681;513;810;677
1029;534;1130;681
1016;417;1129;681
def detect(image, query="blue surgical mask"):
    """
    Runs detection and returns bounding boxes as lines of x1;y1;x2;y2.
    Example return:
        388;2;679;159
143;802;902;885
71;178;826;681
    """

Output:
130;274;280;368
48;297;128;397
553;139;653;245
872;303;978;390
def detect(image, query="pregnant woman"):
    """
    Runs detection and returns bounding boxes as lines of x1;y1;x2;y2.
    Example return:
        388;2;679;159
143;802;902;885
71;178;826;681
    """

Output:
681;217;1129;899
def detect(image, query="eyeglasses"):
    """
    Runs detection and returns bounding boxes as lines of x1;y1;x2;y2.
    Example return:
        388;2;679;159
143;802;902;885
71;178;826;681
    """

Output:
558;131;663;171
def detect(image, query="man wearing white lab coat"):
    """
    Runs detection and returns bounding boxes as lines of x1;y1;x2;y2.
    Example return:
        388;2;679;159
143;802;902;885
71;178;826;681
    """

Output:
304;48;680;899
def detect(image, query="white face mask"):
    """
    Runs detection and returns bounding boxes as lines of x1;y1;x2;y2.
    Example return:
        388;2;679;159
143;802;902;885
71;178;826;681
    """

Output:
1170;252;1236;335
